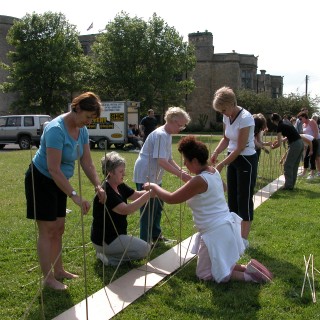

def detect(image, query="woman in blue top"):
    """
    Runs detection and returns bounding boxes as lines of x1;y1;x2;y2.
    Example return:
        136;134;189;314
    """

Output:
25;92;106;290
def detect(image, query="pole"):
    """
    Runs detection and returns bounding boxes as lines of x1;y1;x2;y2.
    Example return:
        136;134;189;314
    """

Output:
305;75;308;96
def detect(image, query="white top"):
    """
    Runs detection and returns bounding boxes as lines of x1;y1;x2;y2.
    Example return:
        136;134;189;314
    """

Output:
303;121;319;138
133;126;172;184
187;171;230;232
188;171;244;282
223;107;256;155
300;133;314;146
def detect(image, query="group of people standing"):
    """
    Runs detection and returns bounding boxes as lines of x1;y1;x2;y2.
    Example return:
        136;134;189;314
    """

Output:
26;87;279;291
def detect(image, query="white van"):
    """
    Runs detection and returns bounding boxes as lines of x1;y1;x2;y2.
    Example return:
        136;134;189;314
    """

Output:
88;101;140;149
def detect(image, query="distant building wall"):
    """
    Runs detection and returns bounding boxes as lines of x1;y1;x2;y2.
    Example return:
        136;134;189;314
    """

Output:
186;31;283;128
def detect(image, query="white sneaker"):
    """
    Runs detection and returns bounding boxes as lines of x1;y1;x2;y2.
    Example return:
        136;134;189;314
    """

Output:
96;252;109;265
307;175;315;180
297;172;306;177
317;172;320;177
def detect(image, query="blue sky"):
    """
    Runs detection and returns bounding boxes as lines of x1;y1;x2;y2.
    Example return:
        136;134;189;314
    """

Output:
2;0;319;100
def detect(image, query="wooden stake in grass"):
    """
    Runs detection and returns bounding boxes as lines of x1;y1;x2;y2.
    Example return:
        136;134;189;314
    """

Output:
301;254;316;303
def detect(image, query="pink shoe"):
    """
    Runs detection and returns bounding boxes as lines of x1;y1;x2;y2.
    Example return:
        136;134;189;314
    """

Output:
245;259;273;283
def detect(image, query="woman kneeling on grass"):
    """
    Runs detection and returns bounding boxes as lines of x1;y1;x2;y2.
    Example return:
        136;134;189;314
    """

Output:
144;136;272;283
91;152;155;266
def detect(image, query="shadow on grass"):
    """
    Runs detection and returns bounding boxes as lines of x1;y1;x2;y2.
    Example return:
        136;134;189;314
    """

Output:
92;242;173;286
143;247;309;320
25;286;74;320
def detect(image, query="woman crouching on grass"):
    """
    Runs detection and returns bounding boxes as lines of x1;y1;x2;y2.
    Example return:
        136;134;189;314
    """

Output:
144;136;272;283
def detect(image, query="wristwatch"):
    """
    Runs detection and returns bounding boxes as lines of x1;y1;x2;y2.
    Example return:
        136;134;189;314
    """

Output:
69;190;77;198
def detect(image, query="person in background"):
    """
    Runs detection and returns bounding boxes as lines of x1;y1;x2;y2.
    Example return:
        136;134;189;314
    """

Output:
270;113;304;190
133;107;191;244
253;113;271;161
25;92;106;290
298;134;318;179
297;111;318;140
210;86;257;250
282;114;291;125
294;107;308;133
290;117;297;128
127;124;143;150
139;109;158;142
91;152;154;266
132;124;141;137
144;136;272;284
311;113;320;176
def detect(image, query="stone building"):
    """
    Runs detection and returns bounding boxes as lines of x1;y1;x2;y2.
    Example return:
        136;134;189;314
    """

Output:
0;16;283;121
186;31;283;128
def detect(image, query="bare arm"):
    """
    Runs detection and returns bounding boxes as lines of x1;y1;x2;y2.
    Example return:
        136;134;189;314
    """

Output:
80;144;106;203
112;190;155;215
310;119;319;139
271;133;283;149
158;158;191;182
215;126;251;172
144;175;207;204
211;125;229;164
47;147;73;196
300;135;313;154
47;147;92;213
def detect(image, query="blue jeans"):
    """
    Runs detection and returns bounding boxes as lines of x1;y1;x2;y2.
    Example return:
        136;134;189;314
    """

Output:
136;183;163;243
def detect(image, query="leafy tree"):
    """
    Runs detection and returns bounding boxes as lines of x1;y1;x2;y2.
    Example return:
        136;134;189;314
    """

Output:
236;88;319;118
0;12;89;115
91;12;196;114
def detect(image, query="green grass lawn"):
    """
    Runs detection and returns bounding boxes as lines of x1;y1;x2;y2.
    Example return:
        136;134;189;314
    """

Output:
1;135;320;320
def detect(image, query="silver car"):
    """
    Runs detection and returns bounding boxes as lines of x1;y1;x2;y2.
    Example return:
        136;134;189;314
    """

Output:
0;114;51;150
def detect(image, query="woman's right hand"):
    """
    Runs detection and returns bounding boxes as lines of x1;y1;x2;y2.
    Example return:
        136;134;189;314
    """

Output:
143;182;154;191
210;152;218;165
72;195;91;214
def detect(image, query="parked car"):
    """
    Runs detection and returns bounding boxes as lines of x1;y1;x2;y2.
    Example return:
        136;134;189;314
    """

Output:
0;114;51;150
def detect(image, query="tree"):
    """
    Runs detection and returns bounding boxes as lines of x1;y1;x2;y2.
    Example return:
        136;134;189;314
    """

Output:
0;12;89;115
236;88;319;118
91;12;196;114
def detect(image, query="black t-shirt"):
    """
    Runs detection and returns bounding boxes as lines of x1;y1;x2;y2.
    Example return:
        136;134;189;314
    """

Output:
140;116;157;137
91;182;134;245
277;120;301;143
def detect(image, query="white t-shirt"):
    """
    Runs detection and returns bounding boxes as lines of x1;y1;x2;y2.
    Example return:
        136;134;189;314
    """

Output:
133;126;172;184
223;108;255;156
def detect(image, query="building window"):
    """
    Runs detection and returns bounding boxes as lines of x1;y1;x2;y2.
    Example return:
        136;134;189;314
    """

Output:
241;70;252;89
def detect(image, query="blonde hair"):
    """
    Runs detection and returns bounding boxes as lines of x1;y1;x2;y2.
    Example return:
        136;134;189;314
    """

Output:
164;106;191;125
212;86;237;111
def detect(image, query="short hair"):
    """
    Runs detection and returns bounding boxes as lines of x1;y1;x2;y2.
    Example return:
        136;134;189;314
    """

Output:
71;92;102;117
297;112;308;119
148;109;154;115
101;151;125;176
178;136;208;166
164;106;191;125
212;86;237;111
271;113;281;122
